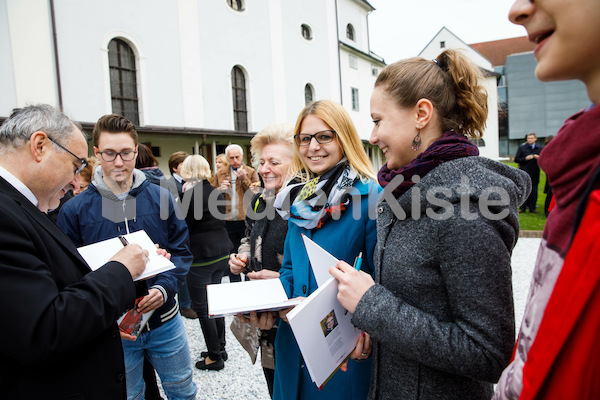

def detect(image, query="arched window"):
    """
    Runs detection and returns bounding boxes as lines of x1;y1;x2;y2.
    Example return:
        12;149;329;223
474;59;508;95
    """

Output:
108;38;139;125
301;24;312;40
346;24;355;41
231;66;248;132
304;84;314;105
227;0;244;11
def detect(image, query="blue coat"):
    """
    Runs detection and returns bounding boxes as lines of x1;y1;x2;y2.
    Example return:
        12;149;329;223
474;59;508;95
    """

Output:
274;179;380;400
57;170;192;331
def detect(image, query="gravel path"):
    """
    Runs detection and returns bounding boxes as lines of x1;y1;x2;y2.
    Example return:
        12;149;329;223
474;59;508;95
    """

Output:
175;237;540;399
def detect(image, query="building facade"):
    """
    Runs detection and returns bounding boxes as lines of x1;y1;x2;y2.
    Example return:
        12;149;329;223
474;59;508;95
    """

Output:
0;0;385;172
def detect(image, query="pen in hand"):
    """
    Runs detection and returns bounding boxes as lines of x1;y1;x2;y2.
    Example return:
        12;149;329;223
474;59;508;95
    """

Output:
344;252;363;315
352;252;363;271
118;235;129;247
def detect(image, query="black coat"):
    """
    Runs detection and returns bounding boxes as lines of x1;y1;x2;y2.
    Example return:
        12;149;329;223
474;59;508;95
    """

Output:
0;177;137;400
183;179;233;261
515;142;542;184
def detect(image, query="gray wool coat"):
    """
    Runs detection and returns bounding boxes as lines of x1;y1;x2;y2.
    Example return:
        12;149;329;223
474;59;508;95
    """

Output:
352;157;531;400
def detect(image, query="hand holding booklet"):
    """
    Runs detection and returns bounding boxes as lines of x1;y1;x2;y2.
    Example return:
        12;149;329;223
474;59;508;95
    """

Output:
77;230;175;281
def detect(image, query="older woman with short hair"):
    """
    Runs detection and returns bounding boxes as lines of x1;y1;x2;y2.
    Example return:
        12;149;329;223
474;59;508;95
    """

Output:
229;123;294;397
181;155;233;371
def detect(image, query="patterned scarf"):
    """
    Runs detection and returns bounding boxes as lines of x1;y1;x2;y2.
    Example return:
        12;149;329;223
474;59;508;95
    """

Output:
378;131;479;198
274;160;356;229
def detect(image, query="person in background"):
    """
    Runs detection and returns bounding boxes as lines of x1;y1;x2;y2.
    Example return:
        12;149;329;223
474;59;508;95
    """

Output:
0;104;149;400
515;132;542;213
270;99;380;400
229;122;295;397
212;144;260;283
57;114;196;400
331;49;529;400
167;151;188;200
166;150;196;319
542;135;555;217
135;144;165;186
75;156;99;195
210;153;229;186
494;1;600;398
180;154;233;371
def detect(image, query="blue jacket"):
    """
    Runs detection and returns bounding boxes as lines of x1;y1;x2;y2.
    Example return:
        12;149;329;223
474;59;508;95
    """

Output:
274;178;380;400
57;169;192;330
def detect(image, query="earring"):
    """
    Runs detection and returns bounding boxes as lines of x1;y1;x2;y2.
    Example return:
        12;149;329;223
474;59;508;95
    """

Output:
411;129;422;151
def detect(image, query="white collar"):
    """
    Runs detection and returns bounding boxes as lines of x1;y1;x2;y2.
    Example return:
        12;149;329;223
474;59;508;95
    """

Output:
0;165;38;207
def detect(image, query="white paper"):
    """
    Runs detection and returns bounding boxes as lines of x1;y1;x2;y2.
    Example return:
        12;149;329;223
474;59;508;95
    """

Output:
207;279;303;317
287;277;361;388
301;234;339;287
77;230;175;281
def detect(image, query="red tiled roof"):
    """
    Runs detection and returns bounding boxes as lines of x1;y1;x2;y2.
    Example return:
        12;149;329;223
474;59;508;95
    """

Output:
470;36;535;67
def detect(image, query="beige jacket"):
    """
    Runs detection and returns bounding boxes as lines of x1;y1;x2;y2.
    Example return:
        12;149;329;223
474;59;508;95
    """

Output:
212;164;260;221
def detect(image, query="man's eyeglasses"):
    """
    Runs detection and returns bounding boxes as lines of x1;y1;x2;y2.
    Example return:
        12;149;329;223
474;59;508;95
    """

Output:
294;130;336;147
97;150;137;162
47;136;88;175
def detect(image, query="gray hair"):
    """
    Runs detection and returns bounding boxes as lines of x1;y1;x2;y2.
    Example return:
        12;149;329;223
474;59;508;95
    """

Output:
0;104;85;154
225;144;244;157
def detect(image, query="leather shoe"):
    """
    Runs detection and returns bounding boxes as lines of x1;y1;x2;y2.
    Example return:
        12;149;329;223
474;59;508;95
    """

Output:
201;350;228;361
519;209;526;213
180;308;198;319
529;210;538;214
195;358;224;371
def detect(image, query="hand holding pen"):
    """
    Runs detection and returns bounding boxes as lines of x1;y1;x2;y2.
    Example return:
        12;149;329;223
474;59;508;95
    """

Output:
110;236;149;280
329;253;375;315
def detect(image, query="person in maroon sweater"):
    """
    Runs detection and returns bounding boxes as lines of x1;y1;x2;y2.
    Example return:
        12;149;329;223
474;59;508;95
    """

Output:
494;0;600;398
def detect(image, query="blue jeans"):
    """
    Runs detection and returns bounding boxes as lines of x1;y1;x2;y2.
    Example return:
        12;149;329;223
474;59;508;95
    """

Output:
122;316;196;400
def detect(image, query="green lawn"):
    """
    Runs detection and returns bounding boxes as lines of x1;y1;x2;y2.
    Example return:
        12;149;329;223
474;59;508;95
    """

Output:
503;161;548;231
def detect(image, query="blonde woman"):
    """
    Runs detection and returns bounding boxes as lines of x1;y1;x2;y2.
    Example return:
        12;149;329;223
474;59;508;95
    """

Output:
180;155;233;371
271;100;381;399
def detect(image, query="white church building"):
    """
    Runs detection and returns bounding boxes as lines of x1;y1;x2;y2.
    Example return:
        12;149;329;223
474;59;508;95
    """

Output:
0;0;387;171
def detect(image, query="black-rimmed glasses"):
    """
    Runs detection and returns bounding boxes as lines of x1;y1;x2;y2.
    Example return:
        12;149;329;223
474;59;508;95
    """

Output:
294;130;336;147
47;136;88;175
97;150;137;162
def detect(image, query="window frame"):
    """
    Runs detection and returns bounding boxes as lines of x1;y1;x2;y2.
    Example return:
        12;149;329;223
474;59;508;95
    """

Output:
351;87;359;111
231;65;248;132
346;24;355;41
108;38;140;125
227;0;245;11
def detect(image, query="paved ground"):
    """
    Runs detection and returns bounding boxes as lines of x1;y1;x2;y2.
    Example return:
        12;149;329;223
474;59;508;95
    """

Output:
174;237;541;399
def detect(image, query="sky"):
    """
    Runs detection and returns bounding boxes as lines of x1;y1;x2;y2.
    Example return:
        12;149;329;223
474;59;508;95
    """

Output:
367;0;528;63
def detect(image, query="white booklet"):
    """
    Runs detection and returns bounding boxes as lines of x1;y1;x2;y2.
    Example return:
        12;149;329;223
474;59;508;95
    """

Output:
207;279;303;317
287;237;362;389
301;234;340;287
287;277;361;389
77;230;175;281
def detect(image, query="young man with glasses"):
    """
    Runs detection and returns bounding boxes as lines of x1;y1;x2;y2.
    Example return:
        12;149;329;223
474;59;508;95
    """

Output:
57;114;197;400
0;104;149;400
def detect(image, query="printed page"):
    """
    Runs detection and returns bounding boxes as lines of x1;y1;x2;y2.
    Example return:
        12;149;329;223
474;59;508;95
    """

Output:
117;297;155;337
207;279;302;317
287;277;361;389
77;230;175;281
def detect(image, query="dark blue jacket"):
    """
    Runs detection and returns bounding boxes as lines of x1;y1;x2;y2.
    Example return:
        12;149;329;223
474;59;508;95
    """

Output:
57;169;192;330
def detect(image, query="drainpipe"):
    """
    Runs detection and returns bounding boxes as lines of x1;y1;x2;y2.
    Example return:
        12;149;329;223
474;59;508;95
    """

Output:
334;0;343;105
49;0;63;111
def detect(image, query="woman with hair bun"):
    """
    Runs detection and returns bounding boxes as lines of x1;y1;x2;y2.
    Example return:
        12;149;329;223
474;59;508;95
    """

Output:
330;49;531;399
